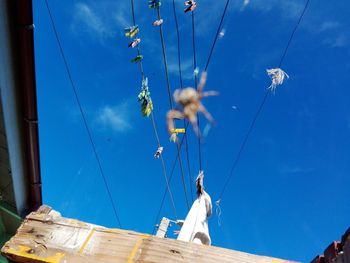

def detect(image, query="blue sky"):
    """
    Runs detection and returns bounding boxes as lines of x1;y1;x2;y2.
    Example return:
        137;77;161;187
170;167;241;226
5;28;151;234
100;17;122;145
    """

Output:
33;0;350;262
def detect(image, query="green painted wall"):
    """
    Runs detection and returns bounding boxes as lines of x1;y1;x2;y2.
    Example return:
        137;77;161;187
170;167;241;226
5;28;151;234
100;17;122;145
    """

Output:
0;202;21;263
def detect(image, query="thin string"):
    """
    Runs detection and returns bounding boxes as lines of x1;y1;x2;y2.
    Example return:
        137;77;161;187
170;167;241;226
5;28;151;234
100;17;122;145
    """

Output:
191;11;203;172
217;0;311;204
44;0;122;227
155;7;190;210
173;0;194;202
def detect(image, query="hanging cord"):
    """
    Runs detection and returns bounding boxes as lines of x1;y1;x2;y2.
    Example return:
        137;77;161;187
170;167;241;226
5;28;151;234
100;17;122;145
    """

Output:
177;0;231;158
156;8;174;109
278;0;311;68
152;0;233;230
204;0;230;71
151;125;190;234
217;0;311;205
130;0;145;79
44;0;122;227
215;199;222;226
172;0;194;202
184;134;193;202
130;0;178;219
151;113;178;219
191;0;231;172
155;7;190;210
191;11;203;172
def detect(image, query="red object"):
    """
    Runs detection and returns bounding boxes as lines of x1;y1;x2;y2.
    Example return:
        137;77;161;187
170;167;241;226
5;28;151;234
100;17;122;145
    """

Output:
311;255;325;263
324;241;342;263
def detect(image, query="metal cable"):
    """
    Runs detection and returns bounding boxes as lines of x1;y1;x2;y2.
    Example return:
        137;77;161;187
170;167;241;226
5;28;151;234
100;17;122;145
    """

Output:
218;0;311;201
191;11;203;173
156;8;174;109
278;0;311;67
44;0;122;227
152;125;189;234
204;0;231;71
151;113;178;218
218;92;269;199
172;0;194;202
130;0;145;79
155;7;190;210
130;0;179;219
152;0;234;226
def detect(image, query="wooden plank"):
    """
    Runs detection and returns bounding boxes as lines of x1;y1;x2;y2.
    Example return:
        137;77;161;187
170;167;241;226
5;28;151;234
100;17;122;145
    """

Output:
1;205;298;263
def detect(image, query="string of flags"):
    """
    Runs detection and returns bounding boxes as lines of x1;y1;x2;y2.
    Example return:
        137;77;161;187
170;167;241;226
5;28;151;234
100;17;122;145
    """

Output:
148;0;163;27
124;20;153;117
124;25;144;63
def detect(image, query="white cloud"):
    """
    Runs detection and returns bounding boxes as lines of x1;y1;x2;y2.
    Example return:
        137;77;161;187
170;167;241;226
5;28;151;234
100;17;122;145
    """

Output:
70;1;134;44
245;1;350;50
319;21;340;32
167;57;194;80
240;0;250;11
323;33;350;48
96;103;131;133
331;34;349;48
332;34;349;47
243;0;250;7
71;3;114;41
181;0;305;36
316;21;350;49
248;0;304;19
112;4;130;28
278;165;314;176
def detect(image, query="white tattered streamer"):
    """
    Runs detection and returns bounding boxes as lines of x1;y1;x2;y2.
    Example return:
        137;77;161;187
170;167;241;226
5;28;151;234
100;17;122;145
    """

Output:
266;68;289;93
215;199;222;226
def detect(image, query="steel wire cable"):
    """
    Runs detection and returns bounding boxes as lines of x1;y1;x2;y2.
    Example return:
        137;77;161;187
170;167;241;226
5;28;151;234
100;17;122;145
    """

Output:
204;0;231;71
130;0;178;218
151;113;178;219
172;0;194;202
191;11;203;172
218;0;311;202
152;0;233;230
152;126;190;234
130;0;145;79
155;7;190;210
44;0;122;227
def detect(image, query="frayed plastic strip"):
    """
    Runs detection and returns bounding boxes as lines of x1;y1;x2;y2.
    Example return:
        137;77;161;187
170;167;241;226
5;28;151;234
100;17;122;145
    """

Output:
215;199;222;226
266;68;289;94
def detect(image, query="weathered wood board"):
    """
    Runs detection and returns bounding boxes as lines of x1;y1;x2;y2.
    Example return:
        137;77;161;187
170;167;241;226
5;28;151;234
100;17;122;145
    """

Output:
1;206;297;263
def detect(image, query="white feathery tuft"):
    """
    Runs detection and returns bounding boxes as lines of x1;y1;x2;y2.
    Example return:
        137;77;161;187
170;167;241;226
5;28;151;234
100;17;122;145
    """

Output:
266;68;289;94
